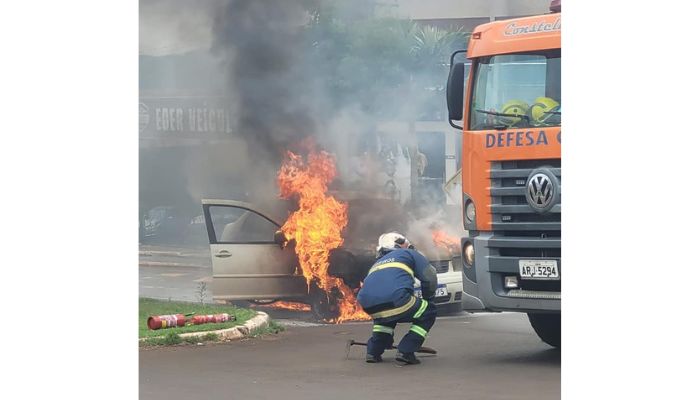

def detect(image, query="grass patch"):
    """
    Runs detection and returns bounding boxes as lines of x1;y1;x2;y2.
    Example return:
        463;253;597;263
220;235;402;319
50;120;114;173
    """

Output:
141;331;223;347
139;298;256;339
249;320;285;338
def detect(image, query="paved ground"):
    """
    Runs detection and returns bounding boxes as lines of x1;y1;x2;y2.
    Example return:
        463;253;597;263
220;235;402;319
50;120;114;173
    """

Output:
139;245;213;303
139;264;213;303
140;312;560;400
139;244;560;399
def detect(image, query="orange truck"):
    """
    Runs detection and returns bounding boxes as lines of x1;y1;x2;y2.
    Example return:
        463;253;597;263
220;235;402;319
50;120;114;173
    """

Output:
446;1;561;347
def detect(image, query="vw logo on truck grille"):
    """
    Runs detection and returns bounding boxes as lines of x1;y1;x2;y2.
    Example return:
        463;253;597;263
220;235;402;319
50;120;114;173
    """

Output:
526;168;559;213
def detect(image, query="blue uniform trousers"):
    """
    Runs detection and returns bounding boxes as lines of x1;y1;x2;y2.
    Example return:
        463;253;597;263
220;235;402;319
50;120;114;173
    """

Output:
366;298;437;356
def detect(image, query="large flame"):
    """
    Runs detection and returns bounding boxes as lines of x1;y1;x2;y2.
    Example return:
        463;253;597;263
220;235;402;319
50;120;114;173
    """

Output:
432;230;460;252
256;301;311;312
278;146;370;323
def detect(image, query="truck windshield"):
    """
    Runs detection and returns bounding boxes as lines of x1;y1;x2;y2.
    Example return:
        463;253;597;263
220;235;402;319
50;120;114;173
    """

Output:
469;49;560;130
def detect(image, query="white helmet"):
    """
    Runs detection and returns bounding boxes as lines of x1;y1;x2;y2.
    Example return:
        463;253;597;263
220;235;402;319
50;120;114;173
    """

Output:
376;232;412;257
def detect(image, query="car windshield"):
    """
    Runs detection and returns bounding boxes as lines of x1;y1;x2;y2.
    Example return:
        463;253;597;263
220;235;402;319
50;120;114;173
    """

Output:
469;49;560;130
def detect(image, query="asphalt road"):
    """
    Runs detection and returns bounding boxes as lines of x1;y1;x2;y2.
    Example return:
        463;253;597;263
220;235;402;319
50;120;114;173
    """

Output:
139;245;213;303
139;264;213;304
140;312;560;400
139;246;560;399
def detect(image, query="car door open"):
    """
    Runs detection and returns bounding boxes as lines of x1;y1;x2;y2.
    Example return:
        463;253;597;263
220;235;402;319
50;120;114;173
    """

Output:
202;199;307;302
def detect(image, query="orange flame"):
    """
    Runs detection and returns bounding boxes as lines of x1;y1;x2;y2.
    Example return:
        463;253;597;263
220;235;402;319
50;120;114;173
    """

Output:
432;230;460;252
257;301;311;312
278;146;370;323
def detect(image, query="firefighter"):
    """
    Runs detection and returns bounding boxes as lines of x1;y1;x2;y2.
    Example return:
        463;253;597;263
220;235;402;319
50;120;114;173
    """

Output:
357;232;438;365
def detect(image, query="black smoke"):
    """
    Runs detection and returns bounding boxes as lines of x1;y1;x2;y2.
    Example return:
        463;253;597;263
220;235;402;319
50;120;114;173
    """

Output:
211;0;319;163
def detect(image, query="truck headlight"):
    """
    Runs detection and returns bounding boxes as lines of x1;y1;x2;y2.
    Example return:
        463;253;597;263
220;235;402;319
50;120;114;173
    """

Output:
463;241;475;267
465;201;476;222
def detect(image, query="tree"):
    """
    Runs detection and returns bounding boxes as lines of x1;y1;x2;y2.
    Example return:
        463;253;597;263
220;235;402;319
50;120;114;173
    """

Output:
304;7;468;120
302;2;469;205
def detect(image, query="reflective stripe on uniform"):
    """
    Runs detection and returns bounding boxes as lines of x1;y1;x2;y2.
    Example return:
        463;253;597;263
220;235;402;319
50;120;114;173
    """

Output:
372;325;394;335
409;325;428;338
370;296;417;319
413;299;428;319
367;262;414;277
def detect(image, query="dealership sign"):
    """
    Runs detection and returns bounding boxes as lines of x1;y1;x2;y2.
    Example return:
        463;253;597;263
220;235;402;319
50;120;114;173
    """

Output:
139;97;234;139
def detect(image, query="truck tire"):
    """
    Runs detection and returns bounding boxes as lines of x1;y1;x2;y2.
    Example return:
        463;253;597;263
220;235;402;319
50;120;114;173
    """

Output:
527;313;560;348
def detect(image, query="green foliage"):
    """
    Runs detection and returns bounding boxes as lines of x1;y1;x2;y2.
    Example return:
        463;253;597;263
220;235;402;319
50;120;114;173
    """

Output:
249;320;285;338
141;331;184;346
409;25;469;65
141;330;223;347
267;320;285;334
163;331;183;345
303;1;468;119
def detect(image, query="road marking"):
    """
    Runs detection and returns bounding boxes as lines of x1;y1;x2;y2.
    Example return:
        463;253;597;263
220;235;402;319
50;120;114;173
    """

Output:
159;273;187;277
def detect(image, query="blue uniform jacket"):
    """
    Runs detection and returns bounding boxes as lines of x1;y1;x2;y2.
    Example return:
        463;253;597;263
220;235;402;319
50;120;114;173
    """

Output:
357;248;437;315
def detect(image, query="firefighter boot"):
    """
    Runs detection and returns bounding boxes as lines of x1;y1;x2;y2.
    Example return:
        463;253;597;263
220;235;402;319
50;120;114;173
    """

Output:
366;353;383;363
395;352;421;365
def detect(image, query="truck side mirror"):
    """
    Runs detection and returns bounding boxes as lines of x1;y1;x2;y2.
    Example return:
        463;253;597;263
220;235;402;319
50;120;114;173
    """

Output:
446;62;465;130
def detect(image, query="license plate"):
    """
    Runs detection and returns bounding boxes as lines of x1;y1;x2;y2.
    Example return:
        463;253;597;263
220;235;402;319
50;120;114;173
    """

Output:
415;284;447;298
519;260;559;280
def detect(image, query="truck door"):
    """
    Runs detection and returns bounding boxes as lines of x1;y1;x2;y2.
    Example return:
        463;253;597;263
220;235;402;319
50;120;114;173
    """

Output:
201;199;307;301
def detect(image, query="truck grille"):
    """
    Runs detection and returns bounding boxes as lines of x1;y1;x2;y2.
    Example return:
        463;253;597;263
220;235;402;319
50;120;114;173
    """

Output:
488;159;561;295
489;159;561;234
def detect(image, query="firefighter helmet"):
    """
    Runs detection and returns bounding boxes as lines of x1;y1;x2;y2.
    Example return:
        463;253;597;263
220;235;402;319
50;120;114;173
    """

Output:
530;96;560;125
498;100;529;127
376;232;412;257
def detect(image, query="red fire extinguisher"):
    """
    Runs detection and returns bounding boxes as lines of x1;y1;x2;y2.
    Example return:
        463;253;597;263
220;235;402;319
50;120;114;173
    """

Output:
191;313;232;325
147;314;188;330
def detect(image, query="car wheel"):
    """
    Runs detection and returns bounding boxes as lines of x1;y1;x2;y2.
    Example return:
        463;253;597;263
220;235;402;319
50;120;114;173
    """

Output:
248;299;277;305
308;285;338;321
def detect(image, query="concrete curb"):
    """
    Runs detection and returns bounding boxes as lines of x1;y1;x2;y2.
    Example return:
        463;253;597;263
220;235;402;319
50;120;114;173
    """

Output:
140;312;270;343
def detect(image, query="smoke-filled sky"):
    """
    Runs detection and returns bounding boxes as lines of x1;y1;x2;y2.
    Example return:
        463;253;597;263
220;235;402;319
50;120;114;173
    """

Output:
140;0;467;246
211;0;319;164
140;0;224;55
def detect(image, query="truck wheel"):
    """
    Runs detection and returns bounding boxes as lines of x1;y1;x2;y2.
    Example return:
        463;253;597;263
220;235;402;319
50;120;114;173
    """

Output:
527;313;560;348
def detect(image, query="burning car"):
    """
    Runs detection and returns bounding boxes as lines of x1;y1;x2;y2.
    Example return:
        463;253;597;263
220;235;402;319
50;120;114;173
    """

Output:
200;142;464;323
413;253;463;315
201;198;463;321
200;198;372;321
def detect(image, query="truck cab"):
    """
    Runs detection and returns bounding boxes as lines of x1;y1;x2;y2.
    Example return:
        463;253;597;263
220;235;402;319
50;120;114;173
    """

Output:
446;4;561;346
